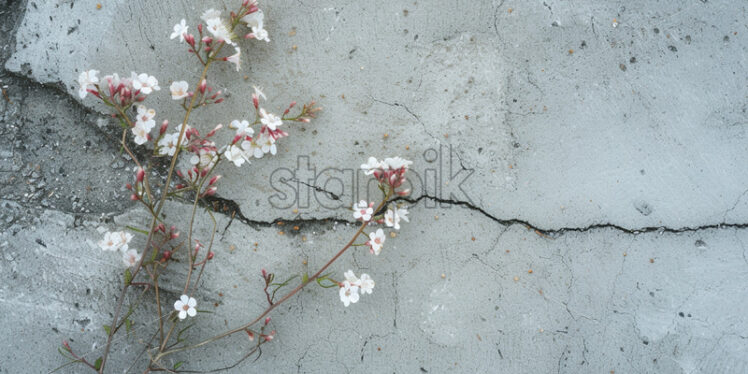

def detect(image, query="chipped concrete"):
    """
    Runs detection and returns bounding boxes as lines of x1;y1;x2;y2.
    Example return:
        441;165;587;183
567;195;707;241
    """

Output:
1;0;747;373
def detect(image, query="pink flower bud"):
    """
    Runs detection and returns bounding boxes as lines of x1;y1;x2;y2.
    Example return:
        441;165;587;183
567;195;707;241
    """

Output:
136;167;145;182
206;251;214;260
162;250;172;261
130;194;139;201
160;120;169;135
264;317;271;325
252;94;259;109
185;33;195;46
208;175;221;185
197;24;203;34
199;79;207;94
202;36;213;44
397;189;410;196
214;98;224;104
125;183;132;190
204;186;217;196
263;330;275;342
246;330;255;341
231;134;242;144
176;169;184;178
261;268;267;278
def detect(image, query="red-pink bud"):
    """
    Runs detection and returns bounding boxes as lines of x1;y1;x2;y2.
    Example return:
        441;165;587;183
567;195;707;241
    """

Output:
160;120;169;135
185;33;195;46
197;24;203;34
231;134;243;144
208;175;221;185
125;183;132;190
206;251;214;260
130;194;139;201
252;94;259;109
201;36;213;44
162;250;172;261
263;330;275;342
199;79;207;94
246;330;255;341
261;268;267;278
176;169;184;178
204;186;217;196
214;98;224;104
136;167;145;182
264;317;271;325
242;0;249;6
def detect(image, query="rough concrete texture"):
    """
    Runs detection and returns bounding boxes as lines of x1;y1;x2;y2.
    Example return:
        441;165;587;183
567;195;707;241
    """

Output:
1;0;747;373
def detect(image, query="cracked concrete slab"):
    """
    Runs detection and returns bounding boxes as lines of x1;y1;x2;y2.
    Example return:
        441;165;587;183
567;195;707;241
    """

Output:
1;0;748;372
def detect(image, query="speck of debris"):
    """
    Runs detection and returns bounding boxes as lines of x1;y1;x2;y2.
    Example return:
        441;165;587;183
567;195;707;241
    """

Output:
36;238;46;247
619;63;627;71
629;56;637;63
668;45;678;52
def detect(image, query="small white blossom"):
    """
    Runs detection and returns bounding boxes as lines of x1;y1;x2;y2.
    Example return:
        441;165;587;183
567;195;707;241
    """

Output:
77;69;99;99
170;81;189;100
247;139;264;159
132;73;160;95
352;200;373;221
229;119;254;136
174;295;197;320
338;280;360;307
226;47;242;71
158;133;178;156
384;205;409;230
205;17;235;45
122;249;141;267
368;228;386;255
98;231;132;252
258;131;276;155
360;157;382;175
259;108;282;130
170;19;189;42
242;9;270;42
224;142;250;167
136;105;156;124
132;122;152;145
190;149;218;170
359;273;375;294
344;270;360;285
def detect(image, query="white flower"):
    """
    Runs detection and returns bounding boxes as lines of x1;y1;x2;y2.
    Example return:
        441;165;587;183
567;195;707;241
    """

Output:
122;249;141;267
259;108;282;130
247;139;264;159
359;273;375;295
170;19;189;42
205;17;235;45
98;231;132;252
338;281;360;307
258;131;276;155
344;270;360;285
132;121;152;145
170;81;189;100
368;228;386;255
252;85;266;101
226;47;242;71
158;133;178;156
224;142;250;167
384;205;409;230
383;157;412;170
360;157;382;175
190;149;217;170
77;69;99;99
136;105;156;124
242;9;270;42
132;73;160;95
352;200;373;221
173;295;197;320
229;119;254;136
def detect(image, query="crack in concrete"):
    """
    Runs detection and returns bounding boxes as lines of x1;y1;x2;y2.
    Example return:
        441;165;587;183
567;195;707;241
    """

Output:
392;195;748;235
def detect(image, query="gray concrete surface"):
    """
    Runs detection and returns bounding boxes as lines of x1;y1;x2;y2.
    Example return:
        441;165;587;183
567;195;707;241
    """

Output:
1;0;747;373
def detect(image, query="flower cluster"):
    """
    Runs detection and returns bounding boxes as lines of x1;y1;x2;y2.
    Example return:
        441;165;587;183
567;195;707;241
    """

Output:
78;70;160;104
360;156;413;191
339;270;375;307
98;231;140;267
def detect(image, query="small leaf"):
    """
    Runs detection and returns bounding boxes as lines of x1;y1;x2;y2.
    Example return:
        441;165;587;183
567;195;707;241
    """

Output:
103;325;111;335
124;269;132;285
94;357;102;370
174;362;184;370
302;272;309;284
125;318;132;334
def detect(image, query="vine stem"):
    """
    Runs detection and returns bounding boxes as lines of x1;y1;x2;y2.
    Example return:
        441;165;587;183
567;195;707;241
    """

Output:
154;189;392;361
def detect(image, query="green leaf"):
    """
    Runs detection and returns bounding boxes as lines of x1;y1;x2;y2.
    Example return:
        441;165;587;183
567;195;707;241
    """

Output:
103;325;111;335
125;225;150;235
94;357;102;370
302;272;309;284
316;276;338;289
125;318;132;334
174;362;184;370
124;269;132;285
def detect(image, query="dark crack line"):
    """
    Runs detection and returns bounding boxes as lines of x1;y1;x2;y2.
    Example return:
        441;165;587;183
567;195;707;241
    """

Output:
392;195;748;235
